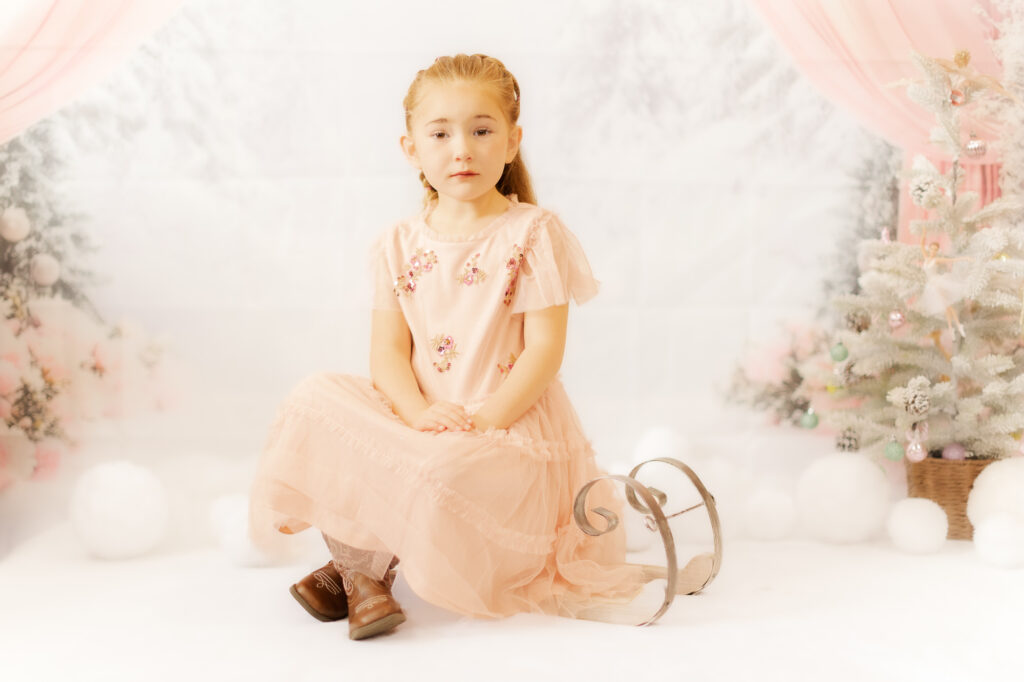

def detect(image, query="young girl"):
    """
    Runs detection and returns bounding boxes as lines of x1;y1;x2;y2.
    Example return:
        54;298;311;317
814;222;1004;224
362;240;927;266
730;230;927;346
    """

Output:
249;53;708;640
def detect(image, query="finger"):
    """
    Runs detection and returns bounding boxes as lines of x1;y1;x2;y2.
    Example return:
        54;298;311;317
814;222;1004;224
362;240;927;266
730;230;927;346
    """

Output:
435;406;471;429
442;405;473;429
435;414;464;431
416;418;443;432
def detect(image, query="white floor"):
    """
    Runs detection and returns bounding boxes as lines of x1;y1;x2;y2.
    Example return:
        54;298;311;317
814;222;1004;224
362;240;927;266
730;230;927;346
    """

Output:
1;522;1019;682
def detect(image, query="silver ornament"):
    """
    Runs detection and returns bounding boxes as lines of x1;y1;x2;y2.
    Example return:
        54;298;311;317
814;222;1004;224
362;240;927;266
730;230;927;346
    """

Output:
888;310;906;329
965;136;987;158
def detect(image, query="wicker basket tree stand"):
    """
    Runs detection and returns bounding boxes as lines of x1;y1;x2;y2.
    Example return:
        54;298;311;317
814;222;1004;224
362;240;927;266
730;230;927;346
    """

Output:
905;456;993;540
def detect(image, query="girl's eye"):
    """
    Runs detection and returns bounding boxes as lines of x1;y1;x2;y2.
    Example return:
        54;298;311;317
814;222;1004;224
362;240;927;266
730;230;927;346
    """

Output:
431;131;447;139
474;128;491;136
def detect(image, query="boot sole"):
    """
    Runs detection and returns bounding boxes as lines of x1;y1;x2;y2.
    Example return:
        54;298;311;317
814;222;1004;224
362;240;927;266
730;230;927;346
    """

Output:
349;612;407;640
289;584;345;622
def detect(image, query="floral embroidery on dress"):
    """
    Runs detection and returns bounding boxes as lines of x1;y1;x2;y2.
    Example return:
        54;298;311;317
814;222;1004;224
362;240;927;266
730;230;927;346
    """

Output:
457;253;487;286
497;352;518;377
430;334;459;373
502;244;526;305
393;248;438;297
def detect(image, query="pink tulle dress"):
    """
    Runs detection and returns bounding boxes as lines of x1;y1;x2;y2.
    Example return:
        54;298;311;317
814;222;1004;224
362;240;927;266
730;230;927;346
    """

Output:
249;193;643;618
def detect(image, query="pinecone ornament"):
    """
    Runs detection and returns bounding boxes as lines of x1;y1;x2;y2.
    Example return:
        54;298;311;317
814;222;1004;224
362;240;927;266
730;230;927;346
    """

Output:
833;360;854;388
845;310;871;333
904;390;930;417
836;428;860;452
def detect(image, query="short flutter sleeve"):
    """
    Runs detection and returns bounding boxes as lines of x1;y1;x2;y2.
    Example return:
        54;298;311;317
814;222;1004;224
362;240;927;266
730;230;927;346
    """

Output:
510;211;600;314
370;234;400;311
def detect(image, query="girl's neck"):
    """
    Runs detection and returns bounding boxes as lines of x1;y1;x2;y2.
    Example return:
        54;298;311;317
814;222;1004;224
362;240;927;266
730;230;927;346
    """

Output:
426;190;511;237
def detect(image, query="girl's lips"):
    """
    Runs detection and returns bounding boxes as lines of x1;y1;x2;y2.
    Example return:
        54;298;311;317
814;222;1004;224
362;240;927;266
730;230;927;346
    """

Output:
451;172;477;177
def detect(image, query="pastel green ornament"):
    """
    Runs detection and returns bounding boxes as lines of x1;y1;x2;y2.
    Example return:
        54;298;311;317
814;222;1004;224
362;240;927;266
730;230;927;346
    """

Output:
885;439;905;461
799;409;819;429
830;342;849;362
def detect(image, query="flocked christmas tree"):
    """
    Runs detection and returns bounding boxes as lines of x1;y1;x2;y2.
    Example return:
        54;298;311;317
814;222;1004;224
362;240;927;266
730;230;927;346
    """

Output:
0;121;164;488
819;50;1024;463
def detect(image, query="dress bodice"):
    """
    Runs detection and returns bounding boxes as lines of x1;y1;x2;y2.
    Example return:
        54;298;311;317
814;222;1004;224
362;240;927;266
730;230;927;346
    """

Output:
371;194;599;407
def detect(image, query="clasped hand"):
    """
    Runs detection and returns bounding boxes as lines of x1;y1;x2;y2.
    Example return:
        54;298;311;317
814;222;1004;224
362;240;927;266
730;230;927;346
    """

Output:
410;401;477;433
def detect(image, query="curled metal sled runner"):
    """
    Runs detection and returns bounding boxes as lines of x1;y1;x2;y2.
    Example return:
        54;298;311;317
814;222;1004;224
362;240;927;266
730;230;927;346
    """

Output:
572;457;723;626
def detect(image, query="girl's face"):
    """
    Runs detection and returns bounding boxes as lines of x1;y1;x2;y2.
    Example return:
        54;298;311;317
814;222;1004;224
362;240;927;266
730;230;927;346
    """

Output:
401;80;522;203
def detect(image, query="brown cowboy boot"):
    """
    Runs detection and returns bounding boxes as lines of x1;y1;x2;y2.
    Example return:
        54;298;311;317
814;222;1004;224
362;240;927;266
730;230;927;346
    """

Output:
341;567;406;640
289;562;349;622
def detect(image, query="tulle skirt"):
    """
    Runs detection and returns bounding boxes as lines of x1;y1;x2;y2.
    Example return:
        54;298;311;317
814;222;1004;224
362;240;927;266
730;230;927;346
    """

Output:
248;372;644;619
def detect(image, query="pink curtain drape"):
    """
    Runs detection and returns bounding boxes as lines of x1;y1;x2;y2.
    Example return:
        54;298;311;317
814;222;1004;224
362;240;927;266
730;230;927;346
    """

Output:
750;0;1005;240
0;0;184;146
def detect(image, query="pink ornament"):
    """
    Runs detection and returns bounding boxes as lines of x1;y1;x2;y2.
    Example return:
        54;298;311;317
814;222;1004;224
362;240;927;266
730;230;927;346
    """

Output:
30;253;61;286
906;441;927;462
950;89;965;106
888;311;906;329
0;206;31;242
942;443;967;460
905;422;929;462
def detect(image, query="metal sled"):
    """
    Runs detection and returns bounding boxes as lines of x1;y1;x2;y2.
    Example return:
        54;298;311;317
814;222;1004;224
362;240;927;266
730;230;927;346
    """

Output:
572;457;723;626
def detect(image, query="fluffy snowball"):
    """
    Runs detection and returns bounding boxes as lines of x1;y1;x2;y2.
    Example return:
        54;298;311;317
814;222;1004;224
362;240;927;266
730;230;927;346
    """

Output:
209;493;277;567
0;206;31;242
70;460;168;559
886;498;947;553
631;426;691;465
966;458;1024;527
973;513;1024;568
30;253;61;286
743;488;796;541
797;453;890;543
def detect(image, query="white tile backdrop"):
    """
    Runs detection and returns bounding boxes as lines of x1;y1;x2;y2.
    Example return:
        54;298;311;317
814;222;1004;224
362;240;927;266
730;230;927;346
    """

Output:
49;0;885;472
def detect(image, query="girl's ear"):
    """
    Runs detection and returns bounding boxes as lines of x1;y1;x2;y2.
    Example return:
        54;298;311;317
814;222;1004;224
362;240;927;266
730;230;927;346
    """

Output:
400;134;420;169
506;125;523;164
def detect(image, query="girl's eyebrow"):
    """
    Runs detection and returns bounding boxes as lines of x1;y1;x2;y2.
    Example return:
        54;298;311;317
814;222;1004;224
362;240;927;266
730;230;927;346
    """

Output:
425;115;496;126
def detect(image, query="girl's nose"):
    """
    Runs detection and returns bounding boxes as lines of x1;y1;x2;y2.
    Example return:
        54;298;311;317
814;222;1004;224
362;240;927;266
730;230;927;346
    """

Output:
454;134;471;161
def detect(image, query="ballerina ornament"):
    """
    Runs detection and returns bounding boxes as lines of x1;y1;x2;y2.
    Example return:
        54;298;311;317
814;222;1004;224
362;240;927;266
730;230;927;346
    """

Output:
912;236;971;340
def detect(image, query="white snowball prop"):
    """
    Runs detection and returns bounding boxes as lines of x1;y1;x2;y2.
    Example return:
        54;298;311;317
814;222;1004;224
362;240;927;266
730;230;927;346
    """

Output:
631;426;691;465
797;453;890;544
30;253;61;286
0;206;31;242
209;493;277;567
973;513;1024;568
966;457;1024;528
743;488;796;541
886;498;947;554
69;460;169;559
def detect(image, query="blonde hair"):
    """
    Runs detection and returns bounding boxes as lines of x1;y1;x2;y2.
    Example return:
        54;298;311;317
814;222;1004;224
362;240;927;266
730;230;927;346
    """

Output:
403;53;536;209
